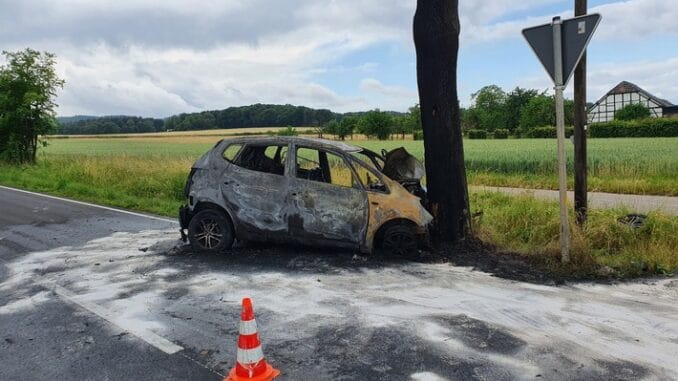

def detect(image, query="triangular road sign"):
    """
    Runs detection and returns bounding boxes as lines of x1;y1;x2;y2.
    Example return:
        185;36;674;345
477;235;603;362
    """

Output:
522;13;601;86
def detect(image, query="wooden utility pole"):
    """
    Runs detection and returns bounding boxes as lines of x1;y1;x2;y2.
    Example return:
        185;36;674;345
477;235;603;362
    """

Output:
573;0;588;225
413;0;470;242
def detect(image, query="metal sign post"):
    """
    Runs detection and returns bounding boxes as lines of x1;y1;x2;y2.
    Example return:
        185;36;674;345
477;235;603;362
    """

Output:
552;17;570;263
522;13;601;263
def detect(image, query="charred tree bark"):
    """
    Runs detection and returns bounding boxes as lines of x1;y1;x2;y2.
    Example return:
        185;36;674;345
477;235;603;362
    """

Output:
413;0;470;242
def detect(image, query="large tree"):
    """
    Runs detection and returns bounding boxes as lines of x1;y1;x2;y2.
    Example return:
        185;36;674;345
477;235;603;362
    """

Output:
0;49;64;163
469;85;507;132
357;109;393;140
505;87;539;133
414;0;470;242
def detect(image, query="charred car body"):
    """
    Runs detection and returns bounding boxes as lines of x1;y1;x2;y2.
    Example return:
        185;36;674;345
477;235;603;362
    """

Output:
179;136;432;255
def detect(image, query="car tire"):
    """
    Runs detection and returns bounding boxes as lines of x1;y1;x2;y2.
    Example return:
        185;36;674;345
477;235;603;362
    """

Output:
188;209;234;254
380;224;418;257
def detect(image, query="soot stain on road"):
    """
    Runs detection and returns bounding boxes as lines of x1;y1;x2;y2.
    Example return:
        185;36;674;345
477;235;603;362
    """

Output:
265;323;513;380
432;314;527;355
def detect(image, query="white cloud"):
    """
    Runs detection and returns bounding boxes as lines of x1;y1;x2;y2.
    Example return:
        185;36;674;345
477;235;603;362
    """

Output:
361;78;415;98
1;0;675;116
460;0;678;45
516;57;678;103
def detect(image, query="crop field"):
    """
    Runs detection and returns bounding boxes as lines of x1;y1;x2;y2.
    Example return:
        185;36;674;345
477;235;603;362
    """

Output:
38;135;678;196
50;126;292;139
1;133;676;277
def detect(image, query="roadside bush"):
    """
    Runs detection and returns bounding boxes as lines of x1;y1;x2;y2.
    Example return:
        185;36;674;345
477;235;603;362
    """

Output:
615;103;651;121
523;126;574;138
468;129;487;139
589;118;678;138
493;129;509;139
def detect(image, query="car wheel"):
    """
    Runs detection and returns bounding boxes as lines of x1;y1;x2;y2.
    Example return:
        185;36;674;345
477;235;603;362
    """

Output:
188;209;234;254
380;224;418;257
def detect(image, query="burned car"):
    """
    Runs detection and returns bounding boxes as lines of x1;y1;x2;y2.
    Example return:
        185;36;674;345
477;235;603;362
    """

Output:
179;136;432;255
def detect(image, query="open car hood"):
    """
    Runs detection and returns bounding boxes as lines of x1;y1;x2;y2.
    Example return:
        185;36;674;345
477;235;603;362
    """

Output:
381;147;425;181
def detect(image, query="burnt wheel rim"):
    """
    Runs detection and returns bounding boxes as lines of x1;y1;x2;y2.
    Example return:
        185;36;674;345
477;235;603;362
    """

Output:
194;218;223;250
383;232;417;256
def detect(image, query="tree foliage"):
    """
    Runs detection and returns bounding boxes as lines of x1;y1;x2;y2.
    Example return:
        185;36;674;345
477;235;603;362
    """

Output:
57;116;164;135
505;87;539;132
0;49;64;163
166;104;335;131
462;84;576;136
466;85;507;132
615;103;651;121
357;109;393;140
58;104;338;134
519;95;574;131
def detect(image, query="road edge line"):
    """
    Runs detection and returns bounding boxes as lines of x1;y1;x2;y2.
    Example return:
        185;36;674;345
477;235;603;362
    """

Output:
40;280;184;355
0;185;177;223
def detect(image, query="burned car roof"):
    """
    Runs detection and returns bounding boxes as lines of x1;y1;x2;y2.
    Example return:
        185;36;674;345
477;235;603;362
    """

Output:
218;136;362;153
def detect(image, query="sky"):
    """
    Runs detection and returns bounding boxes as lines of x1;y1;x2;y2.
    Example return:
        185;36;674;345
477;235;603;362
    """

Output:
1;0;676;118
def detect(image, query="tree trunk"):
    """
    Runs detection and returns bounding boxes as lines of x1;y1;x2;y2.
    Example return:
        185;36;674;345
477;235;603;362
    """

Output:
413;0;470;242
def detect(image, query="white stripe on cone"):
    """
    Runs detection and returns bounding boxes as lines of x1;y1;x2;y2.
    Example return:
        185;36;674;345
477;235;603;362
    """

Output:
239;319;258;335
237;346;264;365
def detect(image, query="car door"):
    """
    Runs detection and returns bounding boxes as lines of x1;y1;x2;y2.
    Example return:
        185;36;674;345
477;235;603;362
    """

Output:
221;143;292;240
287;145;368;247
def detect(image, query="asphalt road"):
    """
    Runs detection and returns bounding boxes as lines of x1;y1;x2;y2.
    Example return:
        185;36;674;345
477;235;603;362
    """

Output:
0;186;220;380
1;186;677;380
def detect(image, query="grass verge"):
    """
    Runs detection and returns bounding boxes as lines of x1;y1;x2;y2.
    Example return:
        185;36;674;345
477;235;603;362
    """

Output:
471;191;677;278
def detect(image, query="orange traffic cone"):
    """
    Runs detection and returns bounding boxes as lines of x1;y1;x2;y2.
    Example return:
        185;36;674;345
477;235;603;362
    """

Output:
225;298;280;381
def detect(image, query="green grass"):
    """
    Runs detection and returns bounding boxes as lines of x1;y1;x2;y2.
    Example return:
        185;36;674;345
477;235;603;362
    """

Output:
472;191;677;278
41;136;678;195
0;155;191;216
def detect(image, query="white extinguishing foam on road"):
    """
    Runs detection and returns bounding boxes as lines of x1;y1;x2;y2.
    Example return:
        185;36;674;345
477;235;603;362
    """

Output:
410;372;449;381
42;280;183;354
1;227;678;378
0;290;51;315
0;185;177;223
0;229;185;355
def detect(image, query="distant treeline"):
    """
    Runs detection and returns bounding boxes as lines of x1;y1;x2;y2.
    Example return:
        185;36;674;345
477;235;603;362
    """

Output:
56;104;349;135
166;104;337;131
57;116;164;135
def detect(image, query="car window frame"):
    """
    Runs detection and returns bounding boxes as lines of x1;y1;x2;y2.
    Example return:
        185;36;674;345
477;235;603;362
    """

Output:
228;142;291;178
347;155;390;194
291;144;364;190
221;142;244;164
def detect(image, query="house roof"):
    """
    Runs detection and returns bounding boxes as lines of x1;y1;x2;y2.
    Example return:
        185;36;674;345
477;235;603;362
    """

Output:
595;81;674;107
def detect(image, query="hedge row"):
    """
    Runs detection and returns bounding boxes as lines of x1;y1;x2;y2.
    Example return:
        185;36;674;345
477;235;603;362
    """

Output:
466;129;517;139
494;129;509;139
468;129;488;139
589;118;678;138
523;126;574;138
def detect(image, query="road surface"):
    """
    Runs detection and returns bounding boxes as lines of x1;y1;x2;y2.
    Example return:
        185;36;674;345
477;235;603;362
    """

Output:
1;186;677;380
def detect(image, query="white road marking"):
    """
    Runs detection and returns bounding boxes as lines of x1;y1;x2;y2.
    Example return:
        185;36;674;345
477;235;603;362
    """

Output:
40;280;184;355
0;188;183;355
0;185;177;223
